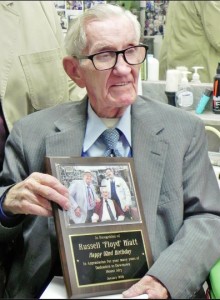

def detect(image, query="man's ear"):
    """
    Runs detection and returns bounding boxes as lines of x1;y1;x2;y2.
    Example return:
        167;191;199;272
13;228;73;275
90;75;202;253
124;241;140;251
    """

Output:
63;56;85;88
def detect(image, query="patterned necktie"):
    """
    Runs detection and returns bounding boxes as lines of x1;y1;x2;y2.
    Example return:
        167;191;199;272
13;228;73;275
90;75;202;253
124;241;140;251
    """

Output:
100;128;122;157
105;200;115;221
87;185;94;207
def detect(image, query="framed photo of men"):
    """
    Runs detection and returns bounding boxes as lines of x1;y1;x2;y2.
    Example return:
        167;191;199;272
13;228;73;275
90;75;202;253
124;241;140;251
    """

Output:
46;156;153;299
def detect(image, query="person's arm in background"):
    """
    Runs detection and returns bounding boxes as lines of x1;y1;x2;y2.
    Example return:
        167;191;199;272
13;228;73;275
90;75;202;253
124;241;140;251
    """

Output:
196;1;220;52
193;1;220;82
41;1;86;102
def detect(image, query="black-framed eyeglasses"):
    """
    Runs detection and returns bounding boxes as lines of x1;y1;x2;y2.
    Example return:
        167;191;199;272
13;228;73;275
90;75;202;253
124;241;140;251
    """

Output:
75;44;148;71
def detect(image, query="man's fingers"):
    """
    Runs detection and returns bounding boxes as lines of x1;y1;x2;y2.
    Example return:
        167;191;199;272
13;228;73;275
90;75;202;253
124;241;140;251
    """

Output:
4;172;70;216
30;180;70;210
25;173;70;210
16;199;53;216
123;282;147;298
31;172;69;196
122;276;169;299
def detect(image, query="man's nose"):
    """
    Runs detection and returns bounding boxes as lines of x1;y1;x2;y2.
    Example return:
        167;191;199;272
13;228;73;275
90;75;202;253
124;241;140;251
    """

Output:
113;54;131;73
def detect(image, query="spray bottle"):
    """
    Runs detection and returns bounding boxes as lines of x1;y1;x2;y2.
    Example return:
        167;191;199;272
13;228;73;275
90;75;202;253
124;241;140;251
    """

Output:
175;71;194;110
212;62;220;114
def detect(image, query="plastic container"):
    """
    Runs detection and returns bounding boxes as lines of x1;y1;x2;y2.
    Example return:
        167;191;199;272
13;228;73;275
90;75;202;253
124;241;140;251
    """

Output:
212;62;220;114
147;54;159;81
165;69;181;106
175;71;194;110
165;69;180;93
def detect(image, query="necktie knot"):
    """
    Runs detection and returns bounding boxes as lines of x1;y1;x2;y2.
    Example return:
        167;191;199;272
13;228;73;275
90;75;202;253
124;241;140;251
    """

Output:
100;128;121;157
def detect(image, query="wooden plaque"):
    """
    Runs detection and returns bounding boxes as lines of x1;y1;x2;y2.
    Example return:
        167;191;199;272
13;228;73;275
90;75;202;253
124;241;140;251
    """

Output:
46;156;153;299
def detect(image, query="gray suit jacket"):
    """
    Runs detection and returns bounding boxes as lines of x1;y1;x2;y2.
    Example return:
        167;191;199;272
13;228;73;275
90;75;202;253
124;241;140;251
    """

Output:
0;96;220;298
68;180;98;224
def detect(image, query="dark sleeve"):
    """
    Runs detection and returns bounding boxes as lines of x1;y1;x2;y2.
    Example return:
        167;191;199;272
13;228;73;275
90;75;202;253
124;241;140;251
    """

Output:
0;189;24;228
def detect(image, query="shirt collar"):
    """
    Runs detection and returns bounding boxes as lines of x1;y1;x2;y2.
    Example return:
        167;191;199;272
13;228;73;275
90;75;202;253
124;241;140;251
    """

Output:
83;103;131;152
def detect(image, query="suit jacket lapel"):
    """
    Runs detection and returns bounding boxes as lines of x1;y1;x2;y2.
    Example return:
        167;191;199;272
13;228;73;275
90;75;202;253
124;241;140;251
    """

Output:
45;98;88;157
132;97;169;252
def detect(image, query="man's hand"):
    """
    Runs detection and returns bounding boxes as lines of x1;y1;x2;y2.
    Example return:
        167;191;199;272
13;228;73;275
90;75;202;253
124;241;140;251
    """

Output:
3;172;70;217
123;205;130;212
74;207;81;217
122;275;169;299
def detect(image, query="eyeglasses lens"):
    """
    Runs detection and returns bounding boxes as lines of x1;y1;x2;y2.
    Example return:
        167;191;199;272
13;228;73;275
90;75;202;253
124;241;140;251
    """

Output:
93;46;147;71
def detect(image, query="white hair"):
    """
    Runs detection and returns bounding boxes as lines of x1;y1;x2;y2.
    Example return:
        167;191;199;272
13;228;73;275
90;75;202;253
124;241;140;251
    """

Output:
65;3;141;57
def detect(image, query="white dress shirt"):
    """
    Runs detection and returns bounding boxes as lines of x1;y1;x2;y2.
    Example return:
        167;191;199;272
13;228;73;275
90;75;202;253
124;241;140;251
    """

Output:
82;103;132;157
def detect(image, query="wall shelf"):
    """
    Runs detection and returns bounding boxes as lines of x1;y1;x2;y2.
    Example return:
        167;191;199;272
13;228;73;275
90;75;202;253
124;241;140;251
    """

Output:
192;111;220;126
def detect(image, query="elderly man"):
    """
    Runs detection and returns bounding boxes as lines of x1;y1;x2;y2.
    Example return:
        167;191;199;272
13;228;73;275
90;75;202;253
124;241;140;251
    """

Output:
92;186;125;223
0;3;220;299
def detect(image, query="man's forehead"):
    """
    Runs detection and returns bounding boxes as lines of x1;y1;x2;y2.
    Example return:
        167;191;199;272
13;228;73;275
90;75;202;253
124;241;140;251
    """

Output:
86;17;133;31
84;171;92;175
84;16;136;46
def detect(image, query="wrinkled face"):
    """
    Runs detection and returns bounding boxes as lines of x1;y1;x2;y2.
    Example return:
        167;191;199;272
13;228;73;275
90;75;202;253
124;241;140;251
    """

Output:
84;172;92;184
78;16;141;118
101;188;109;199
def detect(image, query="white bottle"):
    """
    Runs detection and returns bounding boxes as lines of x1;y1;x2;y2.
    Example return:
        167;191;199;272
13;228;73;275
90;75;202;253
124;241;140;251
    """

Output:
176;66;188;84
175;71;194;110
147;54;159;81
191;66;204;84
165;69;180;93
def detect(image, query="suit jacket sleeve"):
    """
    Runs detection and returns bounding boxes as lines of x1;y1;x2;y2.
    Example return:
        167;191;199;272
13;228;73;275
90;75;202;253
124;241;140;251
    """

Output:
143;113;220;298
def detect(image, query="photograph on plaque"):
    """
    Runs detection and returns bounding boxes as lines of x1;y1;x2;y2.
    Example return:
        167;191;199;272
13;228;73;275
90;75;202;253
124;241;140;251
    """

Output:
46;156;153;299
